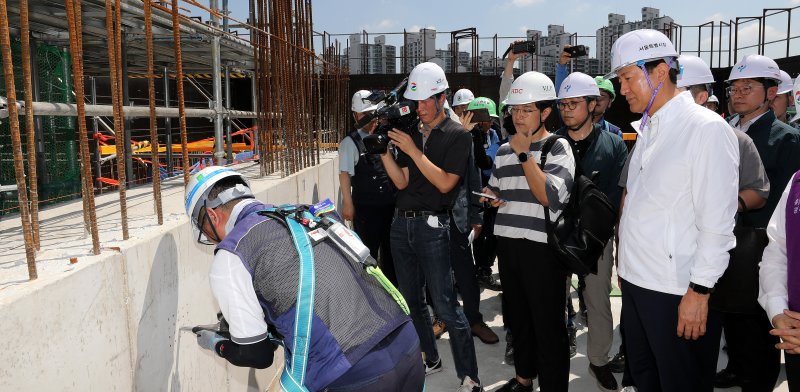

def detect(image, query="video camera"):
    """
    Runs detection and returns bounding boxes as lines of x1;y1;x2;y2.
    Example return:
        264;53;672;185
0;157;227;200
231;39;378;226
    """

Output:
356;78;419;154
502;40;537;60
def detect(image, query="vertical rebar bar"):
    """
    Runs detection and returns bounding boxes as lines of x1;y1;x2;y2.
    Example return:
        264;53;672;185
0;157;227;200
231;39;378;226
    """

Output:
0;0;37;278
18;0;40;250
144;0;163;225
105;0;129;240
65;0;101;255
171;0;190;184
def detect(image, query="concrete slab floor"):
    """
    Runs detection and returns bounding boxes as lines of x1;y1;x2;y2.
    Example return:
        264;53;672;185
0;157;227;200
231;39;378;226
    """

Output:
424;269;791;392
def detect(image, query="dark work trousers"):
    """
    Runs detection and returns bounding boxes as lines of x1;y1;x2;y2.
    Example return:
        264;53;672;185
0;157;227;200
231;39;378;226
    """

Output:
619;308;635;388
720;310;780;391
621;279;722;392
786;352;800;391
497;237;569;391
449;218;483;326
472;206;498;274
352;202;397;286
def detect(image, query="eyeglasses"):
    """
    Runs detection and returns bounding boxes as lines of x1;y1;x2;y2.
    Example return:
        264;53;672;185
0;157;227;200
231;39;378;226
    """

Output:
557;100;584;110
725;84;761;97
509;106;537;116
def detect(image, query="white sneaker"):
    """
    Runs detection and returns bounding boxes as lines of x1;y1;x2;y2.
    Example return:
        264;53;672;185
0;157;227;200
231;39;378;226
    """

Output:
457;376;484;392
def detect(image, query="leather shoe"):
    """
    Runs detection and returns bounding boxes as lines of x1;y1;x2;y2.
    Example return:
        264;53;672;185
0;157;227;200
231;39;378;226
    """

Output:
471;322;499;344
496;378;534;392
607;351;625;373
715;368;743;388
432;319;447;339
589;363;619;391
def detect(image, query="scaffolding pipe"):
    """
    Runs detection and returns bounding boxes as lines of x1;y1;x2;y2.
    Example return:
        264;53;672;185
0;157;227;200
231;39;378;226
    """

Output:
210;0;224;165
0;101;259;119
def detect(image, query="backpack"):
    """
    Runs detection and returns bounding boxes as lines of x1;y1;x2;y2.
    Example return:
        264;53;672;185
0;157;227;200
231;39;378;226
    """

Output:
540;136;616;277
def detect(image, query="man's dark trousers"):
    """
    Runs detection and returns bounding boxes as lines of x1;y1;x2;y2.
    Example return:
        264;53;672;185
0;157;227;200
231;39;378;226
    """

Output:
622;280;722;391
449;218;482;326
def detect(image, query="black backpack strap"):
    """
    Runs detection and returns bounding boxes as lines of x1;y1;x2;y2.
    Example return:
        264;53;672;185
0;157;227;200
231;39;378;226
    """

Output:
348;130;367;156
538;135;565;230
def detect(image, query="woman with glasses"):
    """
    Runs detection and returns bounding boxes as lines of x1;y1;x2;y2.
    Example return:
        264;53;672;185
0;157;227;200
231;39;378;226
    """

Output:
480;71;576;392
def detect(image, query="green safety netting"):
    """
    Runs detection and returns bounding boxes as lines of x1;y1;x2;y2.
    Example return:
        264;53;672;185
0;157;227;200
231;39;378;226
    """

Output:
0;39;81;216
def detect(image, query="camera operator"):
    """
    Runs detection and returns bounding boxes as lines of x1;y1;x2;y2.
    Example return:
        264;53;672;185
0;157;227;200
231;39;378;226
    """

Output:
380;62;483;392
338;90;398;284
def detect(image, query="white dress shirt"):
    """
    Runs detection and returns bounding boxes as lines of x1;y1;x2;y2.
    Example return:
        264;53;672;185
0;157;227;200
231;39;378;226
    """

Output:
758;172;799;323
619;91;739;296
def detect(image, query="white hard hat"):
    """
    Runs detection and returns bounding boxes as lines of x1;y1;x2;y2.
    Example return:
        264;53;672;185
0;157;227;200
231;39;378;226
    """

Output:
184;166;253;242
726;54;781;83
777;70;793;94
452;89;475;107
351;90;378;113
605;29;678;79
792;77;800;123
706;95;719;104
505;71;557;105
404;62;449;101
677;55;714;88
558;72;601;99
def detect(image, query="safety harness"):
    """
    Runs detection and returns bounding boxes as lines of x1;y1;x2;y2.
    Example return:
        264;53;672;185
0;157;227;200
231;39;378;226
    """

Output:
256;201;408;392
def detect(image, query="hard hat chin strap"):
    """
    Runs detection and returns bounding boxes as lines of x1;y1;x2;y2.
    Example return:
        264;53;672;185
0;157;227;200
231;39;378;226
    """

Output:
638;58;674;131
567;99;593;132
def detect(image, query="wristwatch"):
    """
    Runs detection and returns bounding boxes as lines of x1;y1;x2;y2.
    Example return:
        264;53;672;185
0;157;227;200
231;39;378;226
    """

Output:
689;282;714;295
517;151;530;163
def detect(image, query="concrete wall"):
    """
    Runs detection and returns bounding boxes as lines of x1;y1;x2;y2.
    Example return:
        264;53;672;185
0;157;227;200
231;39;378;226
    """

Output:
0;156;340;391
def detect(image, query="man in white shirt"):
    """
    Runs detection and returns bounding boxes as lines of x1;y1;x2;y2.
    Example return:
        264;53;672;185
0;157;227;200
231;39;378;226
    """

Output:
608;29;739;391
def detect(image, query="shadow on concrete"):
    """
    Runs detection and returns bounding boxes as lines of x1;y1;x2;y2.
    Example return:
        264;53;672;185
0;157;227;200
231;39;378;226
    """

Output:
133;233;180;391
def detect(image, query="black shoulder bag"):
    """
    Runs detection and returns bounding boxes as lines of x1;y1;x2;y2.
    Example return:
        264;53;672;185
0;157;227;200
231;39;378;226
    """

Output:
540;136;616;277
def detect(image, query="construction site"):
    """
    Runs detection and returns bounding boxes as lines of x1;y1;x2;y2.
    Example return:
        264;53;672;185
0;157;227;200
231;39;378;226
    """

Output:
0;0;348;390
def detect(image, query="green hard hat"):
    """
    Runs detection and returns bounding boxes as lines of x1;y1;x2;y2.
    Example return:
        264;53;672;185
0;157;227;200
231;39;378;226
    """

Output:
594;76;616;101
467;97;499;118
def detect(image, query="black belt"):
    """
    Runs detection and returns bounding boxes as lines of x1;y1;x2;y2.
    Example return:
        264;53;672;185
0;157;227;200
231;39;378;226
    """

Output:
396;209;448;218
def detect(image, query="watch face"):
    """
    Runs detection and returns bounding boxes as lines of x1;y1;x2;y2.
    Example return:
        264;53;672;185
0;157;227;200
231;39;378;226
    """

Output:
518;152;528;162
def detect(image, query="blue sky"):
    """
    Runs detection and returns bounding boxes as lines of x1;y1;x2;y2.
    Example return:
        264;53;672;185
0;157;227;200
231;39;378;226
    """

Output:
193;1;800;60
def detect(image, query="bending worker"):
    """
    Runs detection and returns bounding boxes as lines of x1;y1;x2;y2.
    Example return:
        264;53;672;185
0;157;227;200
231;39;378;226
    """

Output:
184;166;423;392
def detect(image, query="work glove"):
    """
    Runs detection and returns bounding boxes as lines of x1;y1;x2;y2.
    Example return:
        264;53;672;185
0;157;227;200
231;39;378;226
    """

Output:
195;329;227;352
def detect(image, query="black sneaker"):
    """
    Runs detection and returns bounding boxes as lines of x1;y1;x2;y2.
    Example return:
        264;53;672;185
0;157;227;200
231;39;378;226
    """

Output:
715;368;744;388
608;351;625;373
477;271;502;291
589;363;619;391
496;378;534;392
424;357;442;376
567;326;577;358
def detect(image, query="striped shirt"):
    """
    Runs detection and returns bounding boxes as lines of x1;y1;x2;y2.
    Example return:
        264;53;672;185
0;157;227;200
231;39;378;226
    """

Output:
487;135;576;243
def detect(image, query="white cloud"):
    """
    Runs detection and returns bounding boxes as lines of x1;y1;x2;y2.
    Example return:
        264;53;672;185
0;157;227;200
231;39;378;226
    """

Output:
508;0;544;7
361;19;396;31
792;0;800;5
704;13;726;23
